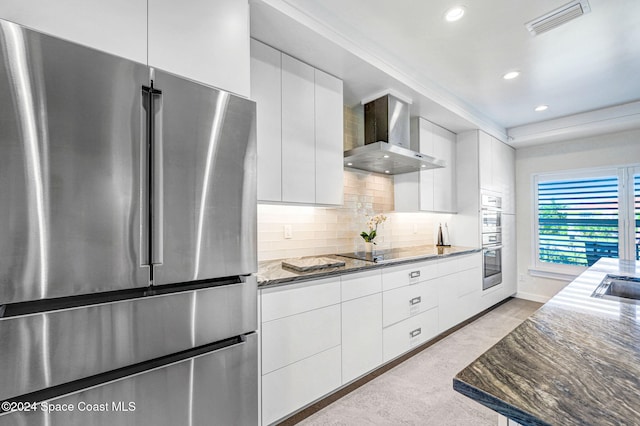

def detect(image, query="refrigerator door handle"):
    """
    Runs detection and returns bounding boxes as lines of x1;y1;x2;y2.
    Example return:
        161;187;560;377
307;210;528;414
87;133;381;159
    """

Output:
141;84;164;268
150;85;164;267
140;86;152;267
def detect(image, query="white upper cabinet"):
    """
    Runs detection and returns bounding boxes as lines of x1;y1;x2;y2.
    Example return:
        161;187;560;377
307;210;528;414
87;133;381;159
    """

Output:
478;131;516;214
1;0;147;64
3;0;251;96
281;54;316;204
496;140;516;214
478;130;493;190
432;123;457;212
395;118;456;213
148;0;250;96
314;69;344;206
250;39;282;202
452;130;516;247
250;40;344;205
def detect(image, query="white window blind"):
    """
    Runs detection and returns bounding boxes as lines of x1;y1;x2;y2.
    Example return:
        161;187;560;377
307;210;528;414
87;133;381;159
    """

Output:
538;175;619;267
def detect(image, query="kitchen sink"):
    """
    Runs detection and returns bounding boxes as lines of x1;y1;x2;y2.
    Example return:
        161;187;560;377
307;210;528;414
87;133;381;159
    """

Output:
591;274;640;302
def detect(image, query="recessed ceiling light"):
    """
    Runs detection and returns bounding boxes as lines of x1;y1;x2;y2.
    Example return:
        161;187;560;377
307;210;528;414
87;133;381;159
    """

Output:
503;71;520;80
383;155;390;158
347;162;353;166
421;165;427;168
535;105;549;112
384;170;390;174
445;6;465;22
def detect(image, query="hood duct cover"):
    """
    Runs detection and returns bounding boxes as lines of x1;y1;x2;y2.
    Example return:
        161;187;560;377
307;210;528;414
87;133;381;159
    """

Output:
344;94;446;175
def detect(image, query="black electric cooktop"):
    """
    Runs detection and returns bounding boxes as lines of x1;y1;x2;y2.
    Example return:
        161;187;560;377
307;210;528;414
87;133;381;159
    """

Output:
337;245;449;264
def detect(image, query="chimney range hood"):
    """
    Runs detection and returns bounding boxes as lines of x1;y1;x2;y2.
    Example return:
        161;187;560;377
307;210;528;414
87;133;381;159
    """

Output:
344;94;446;175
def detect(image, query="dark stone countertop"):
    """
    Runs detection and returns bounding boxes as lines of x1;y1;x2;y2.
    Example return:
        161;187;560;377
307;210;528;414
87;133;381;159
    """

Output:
454;258;640;426
257;245;480;288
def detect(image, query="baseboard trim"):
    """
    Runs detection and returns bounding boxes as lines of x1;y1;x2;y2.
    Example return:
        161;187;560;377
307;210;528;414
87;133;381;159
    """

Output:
515;291;551;304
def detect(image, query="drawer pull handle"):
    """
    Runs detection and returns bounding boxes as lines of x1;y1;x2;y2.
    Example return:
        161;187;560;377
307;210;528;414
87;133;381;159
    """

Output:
410;328;422;338
410;296;421;305
410;271;420;279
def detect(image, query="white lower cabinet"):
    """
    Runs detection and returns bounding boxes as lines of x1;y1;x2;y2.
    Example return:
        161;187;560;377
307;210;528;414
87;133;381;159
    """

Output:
262;346;341;425
260;278;342;425
342;293;383;383
261;304;341;374
261;277;340;322
260;252;496;424
382;279;438;327
383;308;439;362
382;261;438;291
437;255;483;332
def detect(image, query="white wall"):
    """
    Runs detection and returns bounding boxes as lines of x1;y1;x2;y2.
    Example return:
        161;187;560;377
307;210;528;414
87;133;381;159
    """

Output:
516;128;640;302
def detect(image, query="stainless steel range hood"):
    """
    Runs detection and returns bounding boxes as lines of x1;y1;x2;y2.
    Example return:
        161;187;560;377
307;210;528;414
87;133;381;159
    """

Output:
344;94;446;175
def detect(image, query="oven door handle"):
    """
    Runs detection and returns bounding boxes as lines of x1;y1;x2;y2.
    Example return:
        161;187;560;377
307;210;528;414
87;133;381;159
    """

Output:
483;245;503;252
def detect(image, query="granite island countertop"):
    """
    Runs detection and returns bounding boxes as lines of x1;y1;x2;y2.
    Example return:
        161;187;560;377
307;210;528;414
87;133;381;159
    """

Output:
257;245;480;288
454;258;640;426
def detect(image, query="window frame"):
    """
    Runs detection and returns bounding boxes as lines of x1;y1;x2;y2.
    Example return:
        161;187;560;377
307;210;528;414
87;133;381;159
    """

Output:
531;165;638;278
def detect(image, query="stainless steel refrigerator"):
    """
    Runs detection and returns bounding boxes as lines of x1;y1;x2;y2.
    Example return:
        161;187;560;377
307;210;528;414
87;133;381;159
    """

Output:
0;18;257;425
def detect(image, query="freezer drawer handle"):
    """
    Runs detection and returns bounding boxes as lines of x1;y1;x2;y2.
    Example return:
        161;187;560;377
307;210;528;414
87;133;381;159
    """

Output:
410;328;422;338
410;271;420;279
409;296;421;305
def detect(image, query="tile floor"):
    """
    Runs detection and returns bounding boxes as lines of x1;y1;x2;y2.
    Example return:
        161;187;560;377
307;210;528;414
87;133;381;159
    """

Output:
297;298;542;426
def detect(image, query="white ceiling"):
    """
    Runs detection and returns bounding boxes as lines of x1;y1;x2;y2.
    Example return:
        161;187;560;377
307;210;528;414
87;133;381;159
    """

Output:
250;0;640;145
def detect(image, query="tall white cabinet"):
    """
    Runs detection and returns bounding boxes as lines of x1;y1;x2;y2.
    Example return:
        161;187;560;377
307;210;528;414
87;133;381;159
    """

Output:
2;0;251;96
395;117;457;213
453;130;517;300
251;39;344;205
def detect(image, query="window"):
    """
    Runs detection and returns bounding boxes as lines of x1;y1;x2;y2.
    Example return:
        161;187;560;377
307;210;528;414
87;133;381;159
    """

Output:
534;166;639;272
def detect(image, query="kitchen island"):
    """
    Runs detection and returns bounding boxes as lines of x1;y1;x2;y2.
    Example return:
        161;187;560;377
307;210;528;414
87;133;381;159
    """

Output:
454;258;640;426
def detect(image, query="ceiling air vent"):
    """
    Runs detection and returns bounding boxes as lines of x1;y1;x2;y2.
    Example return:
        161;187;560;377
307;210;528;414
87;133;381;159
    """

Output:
525;0;591;36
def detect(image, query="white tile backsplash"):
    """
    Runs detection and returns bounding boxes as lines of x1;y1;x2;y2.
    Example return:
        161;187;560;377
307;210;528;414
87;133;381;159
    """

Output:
257;170;452;261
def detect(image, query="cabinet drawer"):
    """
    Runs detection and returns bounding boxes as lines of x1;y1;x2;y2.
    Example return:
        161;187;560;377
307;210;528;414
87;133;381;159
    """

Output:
261;278;341;322
382;261;438;291
382;280;438;327
262;304;340;374
460;253;482;271
341;270;382;301
383;308;438;362
456;267;482;297
262;345;341;426
437;256;461;277
439;253;481;276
